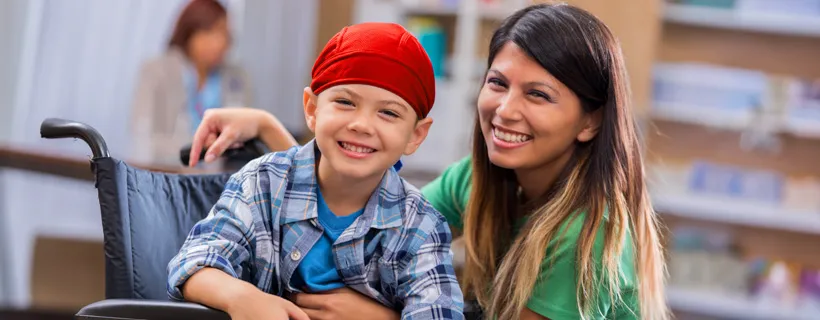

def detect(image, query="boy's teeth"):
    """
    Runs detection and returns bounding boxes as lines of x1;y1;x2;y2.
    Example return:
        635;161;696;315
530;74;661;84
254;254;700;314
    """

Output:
494;128;530;143
342;142;374;153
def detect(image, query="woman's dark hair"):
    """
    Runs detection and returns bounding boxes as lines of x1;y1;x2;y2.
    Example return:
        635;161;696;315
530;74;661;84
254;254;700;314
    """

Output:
461;3;668;320
168;0;228;52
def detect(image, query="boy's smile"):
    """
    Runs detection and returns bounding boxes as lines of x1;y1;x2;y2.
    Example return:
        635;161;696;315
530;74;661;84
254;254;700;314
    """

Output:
337;141;376;159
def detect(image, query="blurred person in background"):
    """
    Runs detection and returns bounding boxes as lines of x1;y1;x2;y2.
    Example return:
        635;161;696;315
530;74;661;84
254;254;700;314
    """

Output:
129;0;253;167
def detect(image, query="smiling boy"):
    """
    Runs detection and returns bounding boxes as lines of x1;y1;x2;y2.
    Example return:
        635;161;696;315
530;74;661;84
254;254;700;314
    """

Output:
167;22;464;319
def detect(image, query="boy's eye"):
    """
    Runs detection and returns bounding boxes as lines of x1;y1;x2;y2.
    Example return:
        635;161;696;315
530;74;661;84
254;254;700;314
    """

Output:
334;98;354;106
380;110;400;118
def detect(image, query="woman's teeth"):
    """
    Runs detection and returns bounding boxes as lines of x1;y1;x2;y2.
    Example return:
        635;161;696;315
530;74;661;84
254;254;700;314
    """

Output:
341;142;374;153
493;128;532;143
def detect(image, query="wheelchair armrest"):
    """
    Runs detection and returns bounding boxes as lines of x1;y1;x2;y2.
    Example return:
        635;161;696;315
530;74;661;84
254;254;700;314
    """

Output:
75;299;230;320
179;138;270;166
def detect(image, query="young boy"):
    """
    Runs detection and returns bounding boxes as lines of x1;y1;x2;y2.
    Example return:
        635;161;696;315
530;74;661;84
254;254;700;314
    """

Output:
167;22;464;319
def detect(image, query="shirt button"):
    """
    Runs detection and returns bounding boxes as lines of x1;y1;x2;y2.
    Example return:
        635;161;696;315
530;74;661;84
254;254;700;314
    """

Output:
290;249;301;261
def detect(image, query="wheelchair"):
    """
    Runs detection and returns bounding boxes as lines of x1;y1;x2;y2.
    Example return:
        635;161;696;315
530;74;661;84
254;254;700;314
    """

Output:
39;117;270;320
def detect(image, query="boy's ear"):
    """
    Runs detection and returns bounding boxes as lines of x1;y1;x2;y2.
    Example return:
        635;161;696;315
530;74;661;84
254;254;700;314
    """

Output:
403;117;433;156
577;108;602;142
303;87;318;133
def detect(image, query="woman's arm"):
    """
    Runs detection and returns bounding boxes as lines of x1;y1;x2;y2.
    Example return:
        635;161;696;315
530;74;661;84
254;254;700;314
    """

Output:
188;108;298;166
257;110;299;152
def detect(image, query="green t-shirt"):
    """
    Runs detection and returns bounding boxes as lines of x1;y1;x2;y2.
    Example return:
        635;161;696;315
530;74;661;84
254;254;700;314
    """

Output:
421;156;640;320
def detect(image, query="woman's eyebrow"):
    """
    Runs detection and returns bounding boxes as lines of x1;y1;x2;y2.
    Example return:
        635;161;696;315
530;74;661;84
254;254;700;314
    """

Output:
487;69;508;82
488;69;559;96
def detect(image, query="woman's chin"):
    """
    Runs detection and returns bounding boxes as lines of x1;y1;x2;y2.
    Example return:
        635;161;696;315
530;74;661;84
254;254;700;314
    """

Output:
487;151;523;170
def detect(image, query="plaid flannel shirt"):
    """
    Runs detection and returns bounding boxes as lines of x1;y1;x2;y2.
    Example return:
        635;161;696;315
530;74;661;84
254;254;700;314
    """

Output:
167;141;464;319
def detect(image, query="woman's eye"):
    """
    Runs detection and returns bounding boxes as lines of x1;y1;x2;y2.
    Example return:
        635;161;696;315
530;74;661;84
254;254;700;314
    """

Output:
528;90;553;102
486;77;507;88
380;110;400;118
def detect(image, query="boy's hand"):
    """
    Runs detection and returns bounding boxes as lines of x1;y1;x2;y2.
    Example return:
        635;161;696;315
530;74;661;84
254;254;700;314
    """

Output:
292;287;400;320
228;289;310;320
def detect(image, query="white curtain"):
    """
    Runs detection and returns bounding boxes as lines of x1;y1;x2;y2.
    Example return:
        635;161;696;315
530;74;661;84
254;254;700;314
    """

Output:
0;0;316;309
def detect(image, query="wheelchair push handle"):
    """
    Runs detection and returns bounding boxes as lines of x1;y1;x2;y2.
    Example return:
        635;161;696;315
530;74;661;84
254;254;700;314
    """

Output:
40;118;110;159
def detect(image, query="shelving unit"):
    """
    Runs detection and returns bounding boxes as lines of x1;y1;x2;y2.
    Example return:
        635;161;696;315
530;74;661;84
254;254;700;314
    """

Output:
651;2;820;319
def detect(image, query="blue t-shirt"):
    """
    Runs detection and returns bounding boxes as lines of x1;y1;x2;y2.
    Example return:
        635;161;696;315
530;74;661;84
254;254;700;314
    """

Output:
290;188;364;292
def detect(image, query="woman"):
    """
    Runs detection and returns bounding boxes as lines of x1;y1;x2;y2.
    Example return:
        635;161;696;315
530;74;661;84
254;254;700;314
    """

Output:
130;0;253;166
188;4;668;320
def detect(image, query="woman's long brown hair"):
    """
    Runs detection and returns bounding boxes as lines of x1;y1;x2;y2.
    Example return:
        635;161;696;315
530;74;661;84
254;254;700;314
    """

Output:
461;4;668;320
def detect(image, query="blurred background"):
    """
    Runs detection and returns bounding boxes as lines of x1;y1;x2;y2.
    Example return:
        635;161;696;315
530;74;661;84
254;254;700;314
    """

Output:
1;0;819;319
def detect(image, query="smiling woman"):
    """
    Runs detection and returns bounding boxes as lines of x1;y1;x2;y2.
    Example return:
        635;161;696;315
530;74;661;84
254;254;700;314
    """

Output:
455;5;667;319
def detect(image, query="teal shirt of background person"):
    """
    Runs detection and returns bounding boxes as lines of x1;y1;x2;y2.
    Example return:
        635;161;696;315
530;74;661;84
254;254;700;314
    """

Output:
183;64;224;134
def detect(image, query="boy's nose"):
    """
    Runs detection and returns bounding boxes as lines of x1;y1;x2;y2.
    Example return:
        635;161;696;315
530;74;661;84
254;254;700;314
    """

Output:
346;115;375;135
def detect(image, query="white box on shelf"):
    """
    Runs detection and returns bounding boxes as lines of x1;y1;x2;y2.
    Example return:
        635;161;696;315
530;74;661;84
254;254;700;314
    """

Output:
651;62;767;129
782;176;820;213
782;78;820;138
735;0;820;17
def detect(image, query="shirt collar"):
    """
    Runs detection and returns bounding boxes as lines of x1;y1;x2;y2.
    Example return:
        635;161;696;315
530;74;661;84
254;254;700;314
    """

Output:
279;140;403;230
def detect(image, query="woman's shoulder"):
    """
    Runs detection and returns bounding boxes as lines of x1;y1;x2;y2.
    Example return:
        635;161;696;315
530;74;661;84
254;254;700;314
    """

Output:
137;50;184;78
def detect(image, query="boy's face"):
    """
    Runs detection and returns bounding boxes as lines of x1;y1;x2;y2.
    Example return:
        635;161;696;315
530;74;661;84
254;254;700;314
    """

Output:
303;84;433;180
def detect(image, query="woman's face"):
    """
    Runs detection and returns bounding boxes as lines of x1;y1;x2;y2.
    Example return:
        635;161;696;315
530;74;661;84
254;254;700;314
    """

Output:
477;42;598;173
188;17;230;69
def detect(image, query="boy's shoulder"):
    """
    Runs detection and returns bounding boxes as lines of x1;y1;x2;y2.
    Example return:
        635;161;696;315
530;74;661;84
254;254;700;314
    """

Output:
372;175;454;264
396;177;446;223
388;175;452;237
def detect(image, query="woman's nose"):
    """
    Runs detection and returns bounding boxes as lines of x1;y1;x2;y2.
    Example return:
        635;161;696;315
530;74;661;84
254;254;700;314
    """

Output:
495;94;524;121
